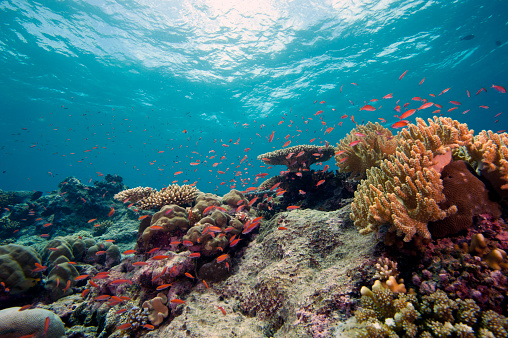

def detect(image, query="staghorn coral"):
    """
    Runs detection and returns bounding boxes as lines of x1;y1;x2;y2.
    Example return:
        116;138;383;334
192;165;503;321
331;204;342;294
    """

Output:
335;122;398;180
351;117;474;242
257;144;335;172
466;130;508;198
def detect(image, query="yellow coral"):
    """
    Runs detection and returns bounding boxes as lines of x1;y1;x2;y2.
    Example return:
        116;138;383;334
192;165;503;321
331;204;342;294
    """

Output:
351;117;473;242
466;130;508;194
335;122;398;180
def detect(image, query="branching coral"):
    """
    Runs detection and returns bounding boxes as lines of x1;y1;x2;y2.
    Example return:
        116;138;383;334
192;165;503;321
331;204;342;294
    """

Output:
349;283;508;338
257;144;335;172
466;130;508;198
335;122;398;180
351;117;474;242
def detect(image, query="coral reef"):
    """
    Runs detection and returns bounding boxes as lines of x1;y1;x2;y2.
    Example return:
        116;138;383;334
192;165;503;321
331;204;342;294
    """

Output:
0;307;66;338
351;117;475;242
257;144;336;172
335;122;398;180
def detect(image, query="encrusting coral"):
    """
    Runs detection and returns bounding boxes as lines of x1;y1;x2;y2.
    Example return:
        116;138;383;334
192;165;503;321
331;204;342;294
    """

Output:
114;184;200;210
257;144;335;172
335;122;398;180
351;116;475;242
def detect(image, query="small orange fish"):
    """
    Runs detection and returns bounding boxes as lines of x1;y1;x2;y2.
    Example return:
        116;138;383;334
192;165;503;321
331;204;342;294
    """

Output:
132;262;148;266
151;255;169;260
115;308;127;314
190;252;201;258
75;274;90;281
216;254;229;263
81;288;90;297
282;140;291;148
94;295;111;301
44;316;50;336
147;247;161;254
123;249;136;255
95;250;107;256
156;284;172;290
87;219;97;223
185;272;195;279
399;70;407;80
170;299;186;304
108;207;115;217
287;205;300;210
391;120;408;129
143;324;155;330
150;225;163;230
349;140;361;147
18;304;33;311
217;306;227;315
278;227;288;230
116;323;132;330
360;104;376;111
316;179;325;187
492;84;506;93
138;215;150;220
399;109;416;119
203;280;209;289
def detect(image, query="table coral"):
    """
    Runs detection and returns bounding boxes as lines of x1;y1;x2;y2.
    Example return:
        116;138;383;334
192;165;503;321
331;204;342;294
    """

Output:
114;184;200;210
335;122;398;180
257;144;335;172
351;117;474;242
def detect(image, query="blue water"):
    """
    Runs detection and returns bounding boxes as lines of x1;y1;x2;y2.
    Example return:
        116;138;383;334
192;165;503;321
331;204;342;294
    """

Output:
1;0;507;195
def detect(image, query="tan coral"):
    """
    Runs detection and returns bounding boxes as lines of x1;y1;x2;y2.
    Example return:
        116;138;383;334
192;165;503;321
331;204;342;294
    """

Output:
335;122;398;180
466;130;508;197
142;292;169;326
257;144;335;172
113;187;154;203
137;184;200;210
351;117;474;242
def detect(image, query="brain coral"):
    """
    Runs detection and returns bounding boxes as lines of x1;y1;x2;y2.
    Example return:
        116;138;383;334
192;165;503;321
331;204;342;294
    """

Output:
0;307;66;338
427;160;501;238
335;122;398;180
351;117;474;242
0;244;41;295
